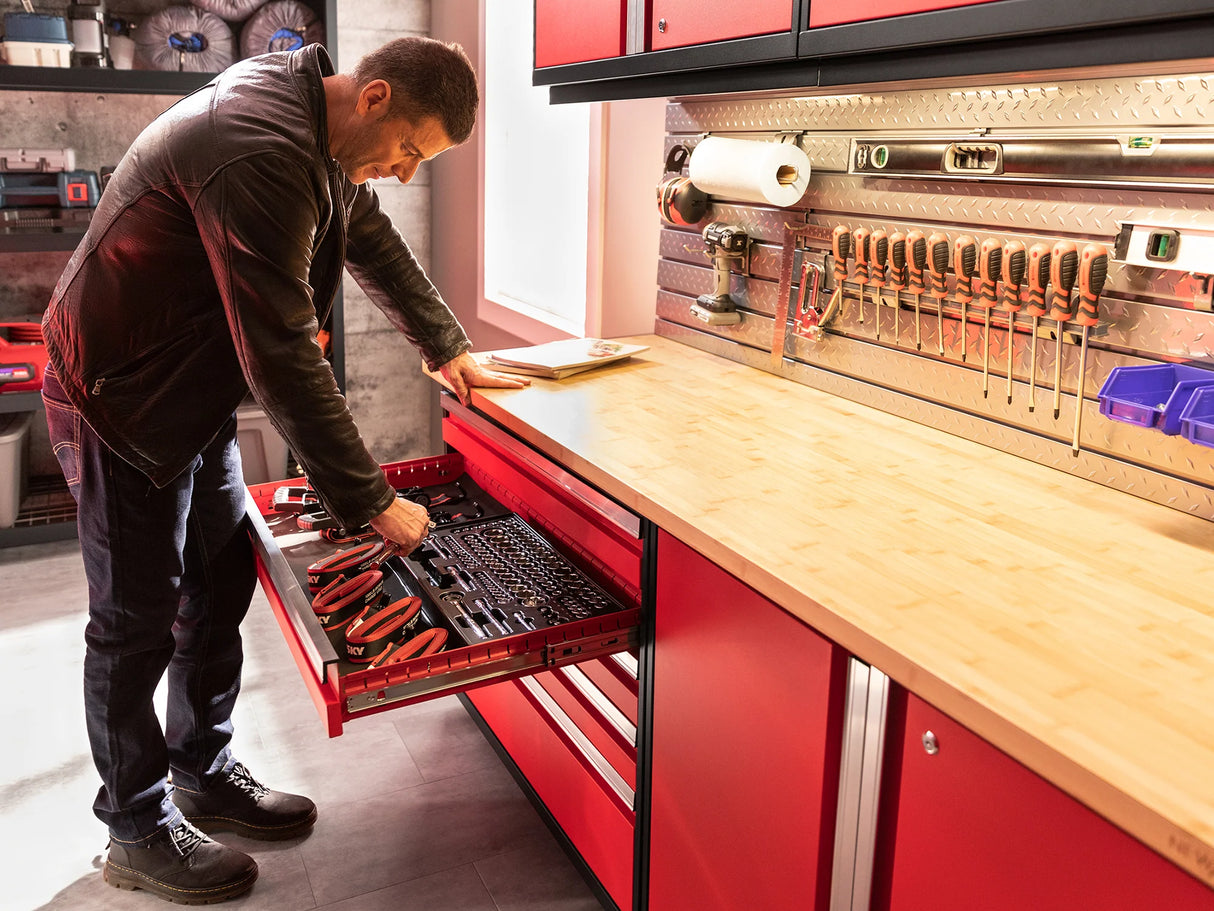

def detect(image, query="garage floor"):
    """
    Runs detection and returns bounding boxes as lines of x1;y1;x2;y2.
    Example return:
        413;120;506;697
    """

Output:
0;540;602;911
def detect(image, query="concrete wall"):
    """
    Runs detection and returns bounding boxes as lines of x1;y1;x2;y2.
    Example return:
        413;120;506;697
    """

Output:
334;0;440;464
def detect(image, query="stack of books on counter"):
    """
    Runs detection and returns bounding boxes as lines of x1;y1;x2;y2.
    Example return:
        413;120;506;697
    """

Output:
486;338;648;380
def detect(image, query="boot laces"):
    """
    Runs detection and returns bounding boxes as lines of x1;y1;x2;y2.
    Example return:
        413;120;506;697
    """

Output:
226;762;270;799
168;820;207;858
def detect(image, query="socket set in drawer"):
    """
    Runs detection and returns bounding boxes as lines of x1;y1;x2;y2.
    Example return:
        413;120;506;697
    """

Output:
400;513;625;644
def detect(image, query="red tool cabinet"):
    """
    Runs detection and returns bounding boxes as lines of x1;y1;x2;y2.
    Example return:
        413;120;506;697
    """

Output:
809;0;1001;29
650;0;794;52
535;0;627;68
871;690;1214;910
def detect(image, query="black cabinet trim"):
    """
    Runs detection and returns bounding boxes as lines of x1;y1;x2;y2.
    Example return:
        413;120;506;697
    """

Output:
799;0;1214;59
534;31;797;87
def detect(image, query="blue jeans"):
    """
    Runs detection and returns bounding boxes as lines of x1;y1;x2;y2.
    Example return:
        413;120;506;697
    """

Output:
42;364;256;844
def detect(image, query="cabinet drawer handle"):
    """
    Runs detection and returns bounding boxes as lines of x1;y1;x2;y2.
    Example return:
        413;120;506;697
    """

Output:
922;730;940;755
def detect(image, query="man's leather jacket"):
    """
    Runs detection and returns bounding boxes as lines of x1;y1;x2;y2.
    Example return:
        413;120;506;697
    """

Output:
42;44;470;529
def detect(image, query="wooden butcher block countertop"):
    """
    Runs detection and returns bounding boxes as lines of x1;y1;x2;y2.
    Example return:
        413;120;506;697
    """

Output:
455;333;1214;887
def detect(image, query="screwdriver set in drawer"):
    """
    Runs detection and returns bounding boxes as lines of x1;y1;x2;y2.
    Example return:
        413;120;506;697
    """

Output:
400;513;625;644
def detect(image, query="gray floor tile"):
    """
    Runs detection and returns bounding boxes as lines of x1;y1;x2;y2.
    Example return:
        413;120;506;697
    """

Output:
392;695;504;782
476;834;607;911
298;762;550;906
315;863;497;911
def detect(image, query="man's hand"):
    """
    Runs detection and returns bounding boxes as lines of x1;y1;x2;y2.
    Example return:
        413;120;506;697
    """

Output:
438;351;529;406
369;497;431;554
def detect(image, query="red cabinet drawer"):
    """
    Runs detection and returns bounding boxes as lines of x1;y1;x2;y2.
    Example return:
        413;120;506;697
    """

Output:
651;0;794;51
249;439;641;737
468;678;635;910
809;0;1001;29
535;0;627;67
648;531;846;911
442;404;642;605
873;691;1214;910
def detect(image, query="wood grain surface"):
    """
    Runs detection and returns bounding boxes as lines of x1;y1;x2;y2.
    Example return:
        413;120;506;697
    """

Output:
448;334;1214;888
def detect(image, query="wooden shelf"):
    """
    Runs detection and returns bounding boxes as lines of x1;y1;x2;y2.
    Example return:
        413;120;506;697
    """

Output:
0;65;214;96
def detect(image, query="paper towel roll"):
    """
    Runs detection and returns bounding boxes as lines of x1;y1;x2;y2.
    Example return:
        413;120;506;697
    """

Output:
688;136;811;208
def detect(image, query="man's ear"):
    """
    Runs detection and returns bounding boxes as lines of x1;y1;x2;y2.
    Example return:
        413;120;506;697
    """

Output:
356;79;392;119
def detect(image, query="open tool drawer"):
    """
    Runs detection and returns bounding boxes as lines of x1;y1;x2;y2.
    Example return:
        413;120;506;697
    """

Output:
247;401;643;737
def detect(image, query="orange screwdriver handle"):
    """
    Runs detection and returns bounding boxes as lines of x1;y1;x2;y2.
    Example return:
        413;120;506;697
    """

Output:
853;227;871;284
1048;240;1079;322
1076;243;1109;327
1024;243;1052;317
1001;241;1026;313
870;230;889;286
953;235;977;304
977;238;1002;310
907;230;927;295
889;233;907;290
926;232;949;297
831;225;852;285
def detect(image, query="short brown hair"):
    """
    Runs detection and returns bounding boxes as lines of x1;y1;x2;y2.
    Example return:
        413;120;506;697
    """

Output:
350;37;479;145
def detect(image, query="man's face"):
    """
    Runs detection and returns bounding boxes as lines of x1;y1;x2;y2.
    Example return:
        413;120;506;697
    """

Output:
339;112;453;186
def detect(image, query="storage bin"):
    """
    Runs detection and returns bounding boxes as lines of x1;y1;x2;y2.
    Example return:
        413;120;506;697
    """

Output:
236;402;289;486
1;15;72;67
0;411;31;529
1179;386;1214;450
1096;364;1214;435
0;39;73;67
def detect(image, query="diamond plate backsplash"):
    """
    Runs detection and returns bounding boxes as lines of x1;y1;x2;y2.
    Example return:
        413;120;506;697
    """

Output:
657;63;1214;521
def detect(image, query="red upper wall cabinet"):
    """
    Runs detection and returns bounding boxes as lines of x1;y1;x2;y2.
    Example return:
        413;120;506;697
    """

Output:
535;0;627;67
651;0;795;51
809;0;1001;29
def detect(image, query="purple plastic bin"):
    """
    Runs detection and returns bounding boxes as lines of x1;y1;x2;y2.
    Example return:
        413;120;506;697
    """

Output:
1179;385;1214;450
1097;364;1214;435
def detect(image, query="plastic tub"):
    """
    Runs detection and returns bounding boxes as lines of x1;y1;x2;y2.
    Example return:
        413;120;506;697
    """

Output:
1179;386;1214;450
0;39;73;67
0;411;31;529
1097;364;1214;435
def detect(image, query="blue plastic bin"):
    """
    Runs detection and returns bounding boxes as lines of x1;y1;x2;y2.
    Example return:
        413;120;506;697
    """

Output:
1097;364;1214;435
2;12;70;43
1179;386;1214;450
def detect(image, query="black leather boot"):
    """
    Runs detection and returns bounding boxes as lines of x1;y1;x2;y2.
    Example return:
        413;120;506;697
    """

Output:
104;819;258;904
172;762;317;841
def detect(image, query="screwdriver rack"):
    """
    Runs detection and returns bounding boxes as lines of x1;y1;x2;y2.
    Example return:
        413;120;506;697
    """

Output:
653;65;1214;521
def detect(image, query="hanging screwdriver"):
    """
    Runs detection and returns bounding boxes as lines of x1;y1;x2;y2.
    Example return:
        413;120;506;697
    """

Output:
888;232;907;345
870;229;888;339
852;227;871;324
906;230;927;351
1048;240;1079;420
1000;241;1027;405
926;233;950;355
1023;242;1051;413
1071;243;1110;456
953;235;977;363
819;224;853;327
976;238;1002;397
